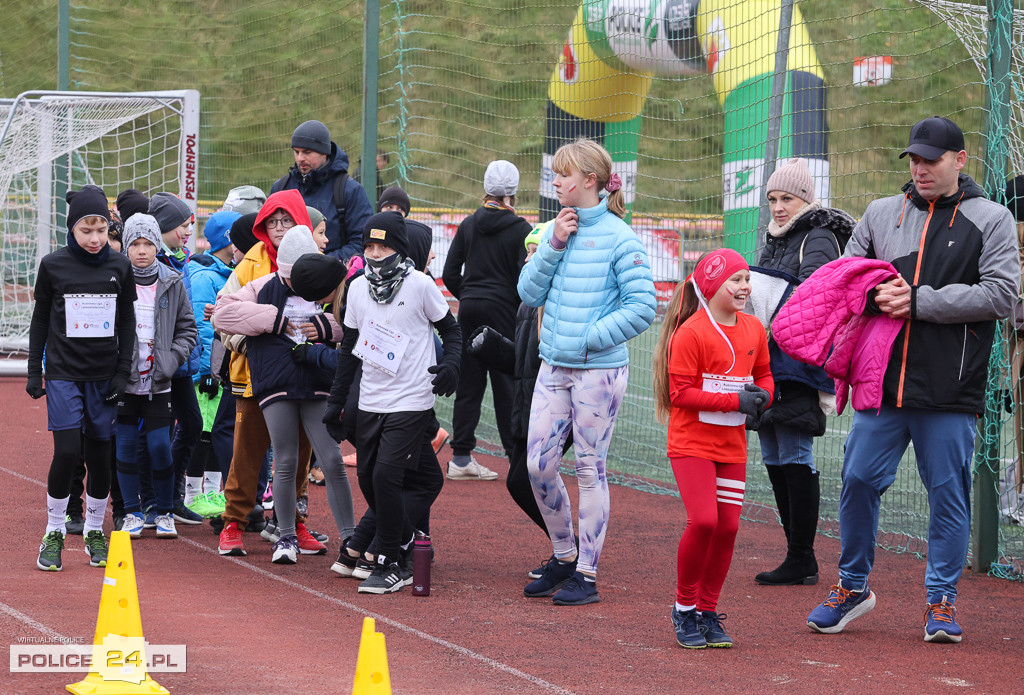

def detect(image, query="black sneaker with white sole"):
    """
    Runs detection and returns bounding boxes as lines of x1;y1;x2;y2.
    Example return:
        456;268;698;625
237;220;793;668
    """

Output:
357;562;407;594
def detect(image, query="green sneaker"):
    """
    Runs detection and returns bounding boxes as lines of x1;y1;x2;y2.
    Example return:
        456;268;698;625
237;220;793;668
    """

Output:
37;530;65;572
187;492;225;518
83;530;108;567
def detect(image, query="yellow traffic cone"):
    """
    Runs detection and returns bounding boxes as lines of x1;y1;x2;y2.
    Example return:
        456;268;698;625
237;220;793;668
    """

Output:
67;530;169;695
352;617;391;695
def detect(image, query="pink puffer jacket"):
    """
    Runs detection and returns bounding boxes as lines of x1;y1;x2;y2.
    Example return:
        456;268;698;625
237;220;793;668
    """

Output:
772;257;903;413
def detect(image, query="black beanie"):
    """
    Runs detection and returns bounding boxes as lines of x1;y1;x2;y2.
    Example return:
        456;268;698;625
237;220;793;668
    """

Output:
362;211;409;259
66;185;111;232
1006;176;1024;222
116;188;150;225
291;120;332;155
149;192;193;234
377;185;411;216
290;253;348;302
230;212;260;254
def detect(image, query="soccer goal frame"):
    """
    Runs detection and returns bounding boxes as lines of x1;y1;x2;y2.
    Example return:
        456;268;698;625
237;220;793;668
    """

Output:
0;89;199;373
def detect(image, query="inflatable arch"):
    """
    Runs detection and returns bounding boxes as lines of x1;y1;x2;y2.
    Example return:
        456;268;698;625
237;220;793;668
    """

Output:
541;0;826;255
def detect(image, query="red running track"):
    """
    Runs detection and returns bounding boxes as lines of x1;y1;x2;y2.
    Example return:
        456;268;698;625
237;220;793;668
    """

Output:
0;377;1021;694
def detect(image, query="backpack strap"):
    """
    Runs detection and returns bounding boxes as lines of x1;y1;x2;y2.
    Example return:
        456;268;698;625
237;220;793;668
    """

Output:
333;172;348;227
272;174;289;194
798;229;840;265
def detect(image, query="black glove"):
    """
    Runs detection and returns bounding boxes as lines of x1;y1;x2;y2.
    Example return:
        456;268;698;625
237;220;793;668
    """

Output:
197;373;219;398
737;383;770;417
104;373;129;404
427;363;459;397
322;403;345;443
745;413;761;431
26;375;45;399
467;325;494;357
291;342;312;365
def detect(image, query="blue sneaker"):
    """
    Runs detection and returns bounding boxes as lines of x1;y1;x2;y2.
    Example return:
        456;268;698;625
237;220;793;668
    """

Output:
672;608;706;649
523;556;576;597
173;500;204;525
807;581;876;633
143;505;157;529
698;611;733;648
551;571;600;605
924;597;962;643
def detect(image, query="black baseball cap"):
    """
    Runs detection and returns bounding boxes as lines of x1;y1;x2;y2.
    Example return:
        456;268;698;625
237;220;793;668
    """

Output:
899;116;965;160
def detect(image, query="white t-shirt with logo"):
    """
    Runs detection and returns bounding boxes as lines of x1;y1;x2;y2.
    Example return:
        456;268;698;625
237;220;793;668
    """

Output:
129;283;157;396
344;270;449;414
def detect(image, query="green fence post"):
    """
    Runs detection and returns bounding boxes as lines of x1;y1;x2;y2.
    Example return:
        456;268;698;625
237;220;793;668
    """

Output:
361;0;381;196
974;0;1013;574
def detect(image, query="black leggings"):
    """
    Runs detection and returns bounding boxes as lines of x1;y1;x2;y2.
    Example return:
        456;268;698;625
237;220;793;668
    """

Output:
47;429;110;500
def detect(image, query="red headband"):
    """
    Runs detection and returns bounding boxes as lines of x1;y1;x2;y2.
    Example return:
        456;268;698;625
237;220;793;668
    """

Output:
692;248;748;300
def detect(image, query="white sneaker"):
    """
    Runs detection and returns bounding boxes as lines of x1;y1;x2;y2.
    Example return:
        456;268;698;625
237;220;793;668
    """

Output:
122;513;145;538
155;513;178;539
272;535;298;565
446;458;498;481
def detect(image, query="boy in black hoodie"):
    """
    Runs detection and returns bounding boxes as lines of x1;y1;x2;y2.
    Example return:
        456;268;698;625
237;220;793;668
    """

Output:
28;185;136;571
441;161;531;480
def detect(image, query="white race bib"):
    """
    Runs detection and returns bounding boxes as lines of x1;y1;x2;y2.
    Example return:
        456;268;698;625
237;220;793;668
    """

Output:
283;296;319;345
698;372;753;427
65;293;116;338
352;318;409;377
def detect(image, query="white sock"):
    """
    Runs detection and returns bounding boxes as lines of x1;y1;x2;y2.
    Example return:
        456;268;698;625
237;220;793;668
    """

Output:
184;476;204;505
202;471;222;494
46;494;69;534
83;495;108;535
675;602;696;613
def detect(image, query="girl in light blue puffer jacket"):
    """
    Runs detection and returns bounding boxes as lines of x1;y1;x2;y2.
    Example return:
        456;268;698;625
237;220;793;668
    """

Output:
517;139;657;605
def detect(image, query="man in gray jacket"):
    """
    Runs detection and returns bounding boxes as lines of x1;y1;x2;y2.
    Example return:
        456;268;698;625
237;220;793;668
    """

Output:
806;117;1019;643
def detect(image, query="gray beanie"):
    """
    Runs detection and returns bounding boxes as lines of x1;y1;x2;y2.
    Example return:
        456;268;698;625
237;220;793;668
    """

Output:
276;225;320;279
306;206;326;230
122;213;163;251
765;158;815;203
148;192;193;233
483;160;519;197
291;120;332;155
222;185;266;216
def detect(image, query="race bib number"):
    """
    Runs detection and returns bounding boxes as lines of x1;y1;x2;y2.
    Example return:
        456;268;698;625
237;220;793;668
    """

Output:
352;319;408;377
283;296;319;345
698;372;752;427
65;294;116;338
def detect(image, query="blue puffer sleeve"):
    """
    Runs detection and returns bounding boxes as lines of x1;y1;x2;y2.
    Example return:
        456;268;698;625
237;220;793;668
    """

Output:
586;236;657;352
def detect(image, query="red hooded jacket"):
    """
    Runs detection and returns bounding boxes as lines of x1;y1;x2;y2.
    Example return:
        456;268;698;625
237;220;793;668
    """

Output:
252;189;312;271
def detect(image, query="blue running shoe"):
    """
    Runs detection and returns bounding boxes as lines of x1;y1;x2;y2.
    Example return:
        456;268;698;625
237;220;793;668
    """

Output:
523;556;576;597
672;608;706;649
924;597;962;643
698;611;733;648
551;571;600;606
143;505;157;529
807;581;876;633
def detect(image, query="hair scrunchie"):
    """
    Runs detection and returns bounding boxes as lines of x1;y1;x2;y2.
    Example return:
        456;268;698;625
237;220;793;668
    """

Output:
605;173;622;193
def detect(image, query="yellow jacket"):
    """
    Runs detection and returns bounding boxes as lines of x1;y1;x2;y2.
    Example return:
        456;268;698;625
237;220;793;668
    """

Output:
217;242;272;398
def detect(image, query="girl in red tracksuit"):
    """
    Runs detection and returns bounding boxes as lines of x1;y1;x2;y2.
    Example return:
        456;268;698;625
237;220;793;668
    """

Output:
653;248;773;650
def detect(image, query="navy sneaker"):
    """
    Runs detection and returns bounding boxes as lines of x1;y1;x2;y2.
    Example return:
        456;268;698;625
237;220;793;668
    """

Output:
698;611;733;648
524;556;577;597
173;500;204;525
551;571;600;606
527;554;556;580
807;581;876;633
671;608;706;649
143;505;157;529
924;597;962;643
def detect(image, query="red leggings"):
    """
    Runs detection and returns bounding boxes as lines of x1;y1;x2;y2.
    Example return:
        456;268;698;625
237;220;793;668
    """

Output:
671;456;746;611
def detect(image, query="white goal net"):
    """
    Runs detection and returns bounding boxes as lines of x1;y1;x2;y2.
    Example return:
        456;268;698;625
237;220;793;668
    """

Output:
0;90;199;364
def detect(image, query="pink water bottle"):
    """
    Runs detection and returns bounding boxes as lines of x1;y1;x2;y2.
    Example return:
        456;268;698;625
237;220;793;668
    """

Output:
412;532;431;596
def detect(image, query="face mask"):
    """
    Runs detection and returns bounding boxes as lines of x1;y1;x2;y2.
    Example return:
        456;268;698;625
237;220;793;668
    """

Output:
364;252;403;279
364;252;412;304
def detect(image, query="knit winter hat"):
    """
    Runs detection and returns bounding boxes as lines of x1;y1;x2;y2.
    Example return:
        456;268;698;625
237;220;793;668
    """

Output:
222;185;266;216
290;253;348;302
306;206;326;230
291;120;332;155
115;189;150;225
276;225;320;279
691;248;749;302
362;211;409;259
66;185;111;232
203;210;241;253
483;160;519;197
122;213;163;251
149;192;193;233
230;213;260;255
377;185;411;216
765;158;815;203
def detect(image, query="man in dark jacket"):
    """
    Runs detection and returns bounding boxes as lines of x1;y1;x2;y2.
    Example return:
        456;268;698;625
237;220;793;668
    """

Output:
271;120;373;263
806;117;1019;643
442;160;531;480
